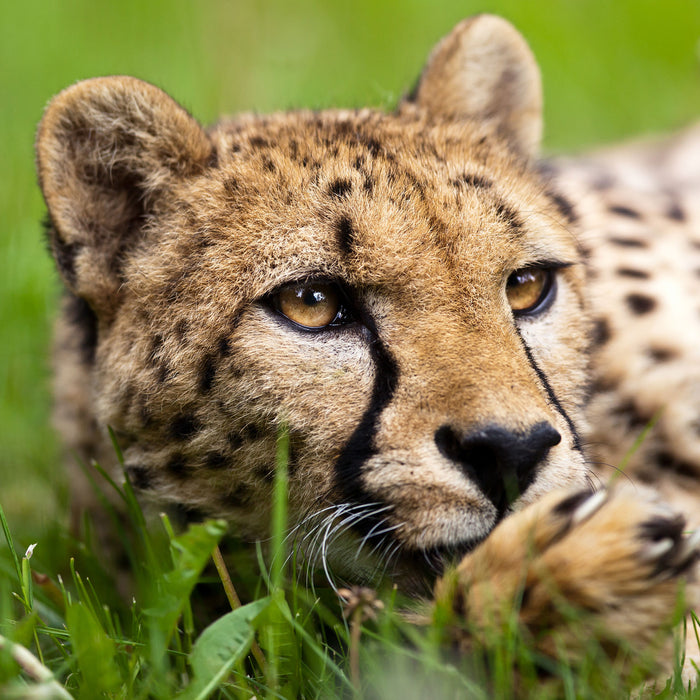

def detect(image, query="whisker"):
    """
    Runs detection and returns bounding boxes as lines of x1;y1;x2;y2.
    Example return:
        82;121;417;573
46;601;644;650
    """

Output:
283;501;407;589
355;521;402;562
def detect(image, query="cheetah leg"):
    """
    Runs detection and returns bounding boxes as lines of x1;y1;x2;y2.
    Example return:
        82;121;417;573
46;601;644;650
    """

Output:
436;486;700;679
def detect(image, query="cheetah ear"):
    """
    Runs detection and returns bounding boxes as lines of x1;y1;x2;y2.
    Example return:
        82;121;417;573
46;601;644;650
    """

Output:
36;76;212;319
407;15;543;158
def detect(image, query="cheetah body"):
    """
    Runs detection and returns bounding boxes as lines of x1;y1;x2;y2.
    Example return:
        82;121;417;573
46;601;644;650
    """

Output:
555;129;700;512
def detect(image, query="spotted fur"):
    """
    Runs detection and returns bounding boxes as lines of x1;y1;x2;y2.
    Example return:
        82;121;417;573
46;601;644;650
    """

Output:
36;14;699;679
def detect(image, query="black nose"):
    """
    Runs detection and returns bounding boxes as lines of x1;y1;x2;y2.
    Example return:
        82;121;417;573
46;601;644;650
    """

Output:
434;422;561;512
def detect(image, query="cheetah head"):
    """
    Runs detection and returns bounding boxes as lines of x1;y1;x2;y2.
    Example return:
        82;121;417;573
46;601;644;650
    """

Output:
37;15;590;591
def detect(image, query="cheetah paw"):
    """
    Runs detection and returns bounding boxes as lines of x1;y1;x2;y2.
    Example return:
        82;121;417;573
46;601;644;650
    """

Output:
436;486;700;673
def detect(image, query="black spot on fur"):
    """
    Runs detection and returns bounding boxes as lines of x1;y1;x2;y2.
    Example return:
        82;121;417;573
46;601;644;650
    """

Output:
255;465;275;483
402;170;425;199
545;189;577;223
591;318;611;347
199;354;217;393
204;451;228;469
227;431;243;450
494;200;523;231
223;177;240;198
174;319;189;341
157;364;171;384
655;452;698;478
626;293;656;315
220;484;253;508
166;453;188;478
609;204;641;219
328;178;352;198
171;503;208;525
590;375;618;393
451;173;492;189
360;135;383;158
170;413;201;440
262;156;276;173
288;139;299;160
206;148;219;170
126;465;153;490
147;334;164;366
639;514;684;542
656;452;676;468
241;424;262;441
611;400;649;429
428;213;449;239
336;215;356;254
609;236;647;248
195;233;215;250
616;268;650;279
638;515;691;576
648;347;677;363
65;294;98;364
249;135;270;149
217;335;231;356
363;176;374;195
554;489;595;517
666;202;686;221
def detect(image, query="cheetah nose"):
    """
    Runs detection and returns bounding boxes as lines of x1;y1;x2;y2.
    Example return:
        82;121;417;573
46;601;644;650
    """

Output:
434;422;561;513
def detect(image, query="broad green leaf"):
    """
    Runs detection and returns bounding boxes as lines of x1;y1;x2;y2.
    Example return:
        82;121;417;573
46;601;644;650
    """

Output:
145;519;227;657
178;597;270;700
66;602;121;697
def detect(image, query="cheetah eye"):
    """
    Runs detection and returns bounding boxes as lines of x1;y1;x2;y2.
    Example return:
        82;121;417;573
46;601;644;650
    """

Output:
271;281;352;330
506;267;556;316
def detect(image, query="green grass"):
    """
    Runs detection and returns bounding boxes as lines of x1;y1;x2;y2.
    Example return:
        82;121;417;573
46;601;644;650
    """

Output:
2;0;700;696
2;444;698;698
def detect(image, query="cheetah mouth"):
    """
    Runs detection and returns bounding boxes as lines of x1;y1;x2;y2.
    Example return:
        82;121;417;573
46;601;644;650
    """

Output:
364;534;493;595
298;498;500;592
363;521;498;588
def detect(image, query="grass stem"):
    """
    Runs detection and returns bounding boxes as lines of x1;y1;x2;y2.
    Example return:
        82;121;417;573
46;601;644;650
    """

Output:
0;633;73;699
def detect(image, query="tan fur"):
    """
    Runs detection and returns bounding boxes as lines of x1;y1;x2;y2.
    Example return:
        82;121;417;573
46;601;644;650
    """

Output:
36;14;699;681
410;15;543;157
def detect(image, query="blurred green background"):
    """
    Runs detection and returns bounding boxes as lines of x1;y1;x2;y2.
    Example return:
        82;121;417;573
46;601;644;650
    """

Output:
2;0;700;557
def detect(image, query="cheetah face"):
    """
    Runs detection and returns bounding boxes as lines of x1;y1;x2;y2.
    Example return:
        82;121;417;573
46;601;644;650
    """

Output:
38;16;591;589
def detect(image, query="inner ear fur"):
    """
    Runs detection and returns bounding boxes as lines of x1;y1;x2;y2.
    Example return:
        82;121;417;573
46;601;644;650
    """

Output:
36;76;212;318
407;15;543;159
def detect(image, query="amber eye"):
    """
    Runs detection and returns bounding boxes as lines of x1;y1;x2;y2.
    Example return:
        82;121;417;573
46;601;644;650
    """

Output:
273;282;345;329
506;267;555;316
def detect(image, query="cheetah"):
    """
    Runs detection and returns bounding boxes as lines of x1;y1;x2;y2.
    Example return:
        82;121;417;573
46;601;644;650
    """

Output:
36;14;700;680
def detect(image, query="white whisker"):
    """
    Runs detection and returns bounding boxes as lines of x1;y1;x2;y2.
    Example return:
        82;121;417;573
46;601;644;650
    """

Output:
281;500;406;589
